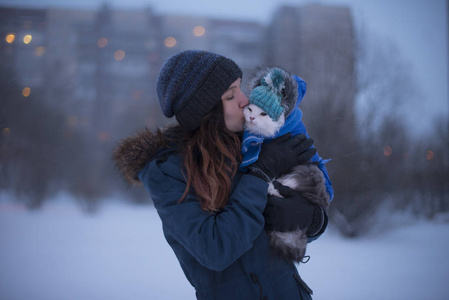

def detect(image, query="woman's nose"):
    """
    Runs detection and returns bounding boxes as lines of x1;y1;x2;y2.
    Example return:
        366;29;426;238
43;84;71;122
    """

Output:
240;95;249;108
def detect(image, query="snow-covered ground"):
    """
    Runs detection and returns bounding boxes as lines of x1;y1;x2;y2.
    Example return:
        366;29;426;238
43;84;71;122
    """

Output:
1;193;448;300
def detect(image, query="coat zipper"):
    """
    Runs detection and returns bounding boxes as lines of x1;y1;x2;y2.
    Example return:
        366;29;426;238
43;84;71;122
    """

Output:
250;272;267;300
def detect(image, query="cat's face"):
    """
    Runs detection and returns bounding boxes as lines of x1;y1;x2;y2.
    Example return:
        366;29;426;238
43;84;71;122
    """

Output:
243;104;285;137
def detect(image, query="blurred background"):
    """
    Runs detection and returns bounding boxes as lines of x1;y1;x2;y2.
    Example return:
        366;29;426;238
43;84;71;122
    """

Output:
0;0;448;299
1;0;447;232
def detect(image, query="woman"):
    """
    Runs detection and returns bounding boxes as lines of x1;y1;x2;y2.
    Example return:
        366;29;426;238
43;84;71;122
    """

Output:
114;50;328;299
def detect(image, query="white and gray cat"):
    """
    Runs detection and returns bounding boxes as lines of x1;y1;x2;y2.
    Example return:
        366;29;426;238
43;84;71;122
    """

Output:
244;66;330;263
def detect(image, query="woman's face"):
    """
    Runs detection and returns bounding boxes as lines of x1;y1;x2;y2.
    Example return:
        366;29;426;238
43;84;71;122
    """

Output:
221;78;249;132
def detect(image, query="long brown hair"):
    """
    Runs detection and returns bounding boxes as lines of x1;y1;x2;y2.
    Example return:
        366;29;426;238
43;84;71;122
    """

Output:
163;102;242;212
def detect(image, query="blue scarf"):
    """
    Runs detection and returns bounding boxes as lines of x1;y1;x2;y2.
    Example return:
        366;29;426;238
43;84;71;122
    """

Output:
241;107;304;169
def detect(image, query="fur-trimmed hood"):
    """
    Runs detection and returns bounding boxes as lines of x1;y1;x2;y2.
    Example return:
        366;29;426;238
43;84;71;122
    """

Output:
112;128;169;186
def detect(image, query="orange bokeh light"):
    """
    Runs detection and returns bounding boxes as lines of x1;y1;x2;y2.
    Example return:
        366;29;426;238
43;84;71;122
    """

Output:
22;87;31;97
2;128;10;138
383;145;392;157
97;37;108;48
6;33;15;43
34;46;46;57
114;50;125;61
164;37;176;48
193;26;206;37
23;34;32;44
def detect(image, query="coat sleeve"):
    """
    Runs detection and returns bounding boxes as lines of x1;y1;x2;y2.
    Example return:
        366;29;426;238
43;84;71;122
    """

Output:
139;157;269;272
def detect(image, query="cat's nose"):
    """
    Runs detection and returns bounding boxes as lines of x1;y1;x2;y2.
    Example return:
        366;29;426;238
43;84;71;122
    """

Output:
250;117;255;121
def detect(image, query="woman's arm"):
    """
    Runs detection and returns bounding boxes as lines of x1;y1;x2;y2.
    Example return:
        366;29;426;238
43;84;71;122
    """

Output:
139;157;268;272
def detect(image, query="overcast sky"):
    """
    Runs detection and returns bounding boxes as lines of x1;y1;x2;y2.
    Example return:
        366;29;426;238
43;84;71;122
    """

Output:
1;0;448;135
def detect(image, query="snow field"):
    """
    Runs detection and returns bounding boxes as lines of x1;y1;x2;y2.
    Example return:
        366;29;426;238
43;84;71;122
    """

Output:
1;198;448;300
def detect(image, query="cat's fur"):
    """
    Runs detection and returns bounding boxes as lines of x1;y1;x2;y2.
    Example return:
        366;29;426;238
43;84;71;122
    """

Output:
245;66;330;263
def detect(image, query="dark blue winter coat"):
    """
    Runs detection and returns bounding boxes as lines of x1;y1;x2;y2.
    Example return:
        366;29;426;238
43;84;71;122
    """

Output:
138;152;318;300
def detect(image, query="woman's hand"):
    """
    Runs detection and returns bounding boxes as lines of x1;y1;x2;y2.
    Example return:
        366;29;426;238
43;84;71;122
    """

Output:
249;134;316;182
263;182;325;236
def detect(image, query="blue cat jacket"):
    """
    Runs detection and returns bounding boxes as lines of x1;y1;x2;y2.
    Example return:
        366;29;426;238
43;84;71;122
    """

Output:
241;75;334;201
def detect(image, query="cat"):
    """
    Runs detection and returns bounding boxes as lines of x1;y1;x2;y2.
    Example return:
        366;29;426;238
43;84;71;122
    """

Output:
243;66;330;263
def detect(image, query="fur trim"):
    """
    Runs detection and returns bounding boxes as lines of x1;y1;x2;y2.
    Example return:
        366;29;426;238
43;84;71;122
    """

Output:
268;229;308;263
278;164;330;208
248;66;298;118
112;128;167;185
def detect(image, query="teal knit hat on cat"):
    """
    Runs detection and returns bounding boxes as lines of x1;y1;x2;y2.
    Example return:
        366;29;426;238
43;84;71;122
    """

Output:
250;68;285;121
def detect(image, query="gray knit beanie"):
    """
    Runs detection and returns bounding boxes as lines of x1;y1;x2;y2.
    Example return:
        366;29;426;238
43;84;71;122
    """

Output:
156;50;242;131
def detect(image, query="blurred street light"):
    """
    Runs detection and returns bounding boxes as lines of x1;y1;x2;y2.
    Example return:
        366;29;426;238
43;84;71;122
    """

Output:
23;34;32;44
6;33;15;44
426;150;434;160
383;145;392;157
22;87;31;97
193;26;205;37
114;50;125;61
97;37;108;48
164;36;176;47
34;46;46;57
2;128;11;138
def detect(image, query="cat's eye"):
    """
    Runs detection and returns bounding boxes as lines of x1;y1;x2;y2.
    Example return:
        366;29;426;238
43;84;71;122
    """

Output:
260;112;267;116
248;107;252;112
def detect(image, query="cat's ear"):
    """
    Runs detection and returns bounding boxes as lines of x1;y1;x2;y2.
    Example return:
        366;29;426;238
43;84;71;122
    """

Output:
248;66;271;91
280;70;299;117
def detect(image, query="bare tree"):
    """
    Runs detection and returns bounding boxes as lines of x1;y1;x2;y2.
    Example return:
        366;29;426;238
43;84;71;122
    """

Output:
0;67;65;208
329;26;429;236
